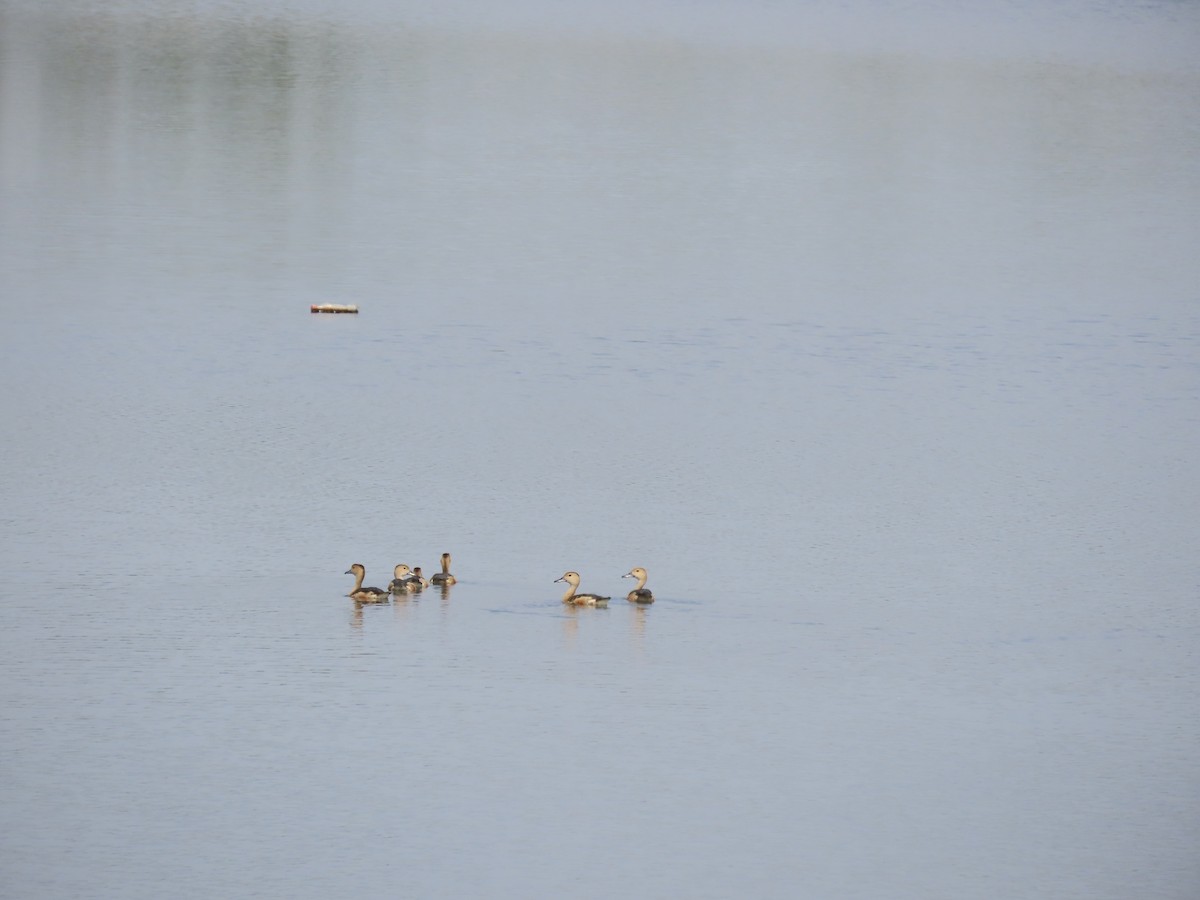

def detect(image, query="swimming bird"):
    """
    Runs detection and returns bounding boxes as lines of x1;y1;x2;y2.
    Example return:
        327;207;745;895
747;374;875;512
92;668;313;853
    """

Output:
345;564;388;602
555;571;609;607
410;567;430;590
430;552;457;586
390;564;420;593
622;567;654;604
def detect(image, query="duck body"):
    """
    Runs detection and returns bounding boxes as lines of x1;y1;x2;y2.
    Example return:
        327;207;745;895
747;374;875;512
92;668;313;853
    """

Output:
429;552;457;586
555;571;609;607
622;567;654;604
345;564;389;602
390;564;421;593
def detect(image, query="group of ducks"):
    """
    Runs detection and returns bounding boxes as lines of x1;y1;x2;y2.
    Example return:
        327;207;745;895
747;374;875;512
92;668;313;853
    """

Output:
344;554;654;607
345;552;457;601
555;568;653;607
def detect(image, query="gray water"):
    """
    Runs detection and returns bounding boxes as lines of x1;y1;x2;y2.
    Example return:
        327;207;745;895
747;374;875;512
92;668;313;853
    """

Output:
2;2;1198;898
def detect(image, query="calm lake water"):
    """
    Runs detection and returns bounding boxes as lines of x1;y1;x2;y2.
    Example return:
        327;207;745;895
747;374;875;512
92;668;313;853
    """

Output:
1;1;1198;898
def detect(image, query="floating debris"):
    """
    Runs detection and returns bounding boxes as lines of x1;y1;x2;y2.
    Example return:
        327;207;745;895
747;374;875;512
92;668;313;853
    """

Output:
310;304;359;314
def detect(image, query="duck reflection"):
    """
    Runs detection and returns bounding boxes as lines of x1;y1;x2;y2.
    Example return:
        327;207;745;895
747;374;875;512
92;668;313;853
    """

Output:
629;604;649;644
561;602;581;642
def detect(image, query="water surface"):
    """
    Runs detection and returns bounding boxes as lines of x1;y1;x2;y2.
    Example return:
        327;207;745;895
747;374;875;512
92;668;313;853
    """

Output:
1;2;1198;898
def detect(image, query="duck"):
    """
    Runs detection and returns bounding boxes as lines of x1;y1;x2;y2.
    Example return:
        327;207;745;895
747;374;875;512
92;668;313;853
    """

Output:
410;567;430;590
555;571;609;607
622;567;654;604
345;564;389;602
429;552;457;586
389;564;420;593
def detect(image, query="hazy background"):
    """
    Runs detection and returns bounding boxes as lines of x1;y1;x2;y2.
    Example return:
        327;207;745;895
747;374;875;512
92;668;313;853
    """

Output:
1;2;1198;898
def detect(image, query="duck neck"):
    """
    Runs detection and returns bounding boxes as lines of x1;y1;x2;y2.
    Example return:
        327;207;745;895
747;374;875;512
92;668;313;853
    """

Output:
561;583;577;603
633;572;648;590
351;570;365;592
